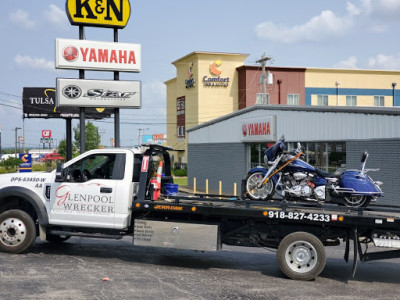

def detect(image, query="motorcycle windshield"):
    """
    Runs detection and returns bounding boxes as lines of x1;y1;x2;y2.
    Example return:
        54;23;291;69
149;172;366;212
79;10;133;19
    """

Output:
265;139;285;162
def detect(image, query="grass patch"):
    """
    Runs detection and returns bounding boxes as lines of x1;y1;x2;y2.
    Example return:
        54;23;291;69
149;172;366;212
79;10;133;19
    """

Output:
173;177;187;186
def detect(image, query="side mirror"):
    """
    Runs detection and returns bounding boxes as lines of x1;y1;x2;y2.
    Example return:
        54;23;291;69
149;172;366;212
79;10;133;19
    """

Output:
55;163;65;182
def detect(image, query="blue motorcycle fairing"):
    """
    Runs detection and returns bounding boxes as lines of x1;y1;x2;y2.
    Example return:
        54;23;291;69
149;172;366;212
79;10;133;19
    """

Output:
265;138;285;162
340;170;383;196
314;176;327;186
288;159;316;173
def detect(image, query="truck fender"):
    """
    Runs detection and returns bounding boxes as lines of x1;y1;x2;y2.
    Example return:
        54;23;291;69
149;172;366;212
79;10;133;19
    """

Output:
0;186;49;225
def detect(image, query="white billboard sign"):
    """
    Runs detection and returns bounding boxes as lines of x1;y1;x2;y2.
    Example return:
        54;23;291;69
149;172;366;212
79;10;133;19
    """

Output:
56;78;141;108
55;38;141;72
240;116;276;142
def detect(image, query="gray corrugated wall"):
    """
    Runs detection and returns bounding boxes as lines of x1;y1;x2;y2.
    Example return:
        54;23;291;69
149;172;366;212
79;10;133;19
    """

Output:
188;143;247;195
346;139;400;206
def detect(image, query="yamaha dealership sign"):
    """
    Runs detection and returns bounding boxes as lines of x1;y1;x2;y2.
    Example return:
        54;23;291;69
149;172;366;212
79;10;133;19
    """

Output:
56;78;141;108
56;39;141;72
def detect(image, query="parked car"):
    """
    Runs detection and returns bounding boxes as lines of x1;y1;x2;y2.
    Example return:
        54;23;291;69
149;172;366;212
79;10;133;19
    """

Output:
40;153;65;162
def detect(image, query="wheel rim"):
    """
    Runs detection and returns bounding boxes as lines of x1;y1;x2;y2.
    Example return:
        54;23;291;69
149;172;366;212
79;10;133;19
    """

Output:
246;173;273;199
0;217;27;247
284;240;318;274
344;195;366;206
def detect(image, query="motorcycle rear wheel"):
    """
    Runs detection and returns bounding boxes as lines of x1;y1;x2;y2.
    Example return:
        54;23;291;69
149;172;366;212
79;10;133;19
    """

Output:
344;195;371;207
245;172;274;200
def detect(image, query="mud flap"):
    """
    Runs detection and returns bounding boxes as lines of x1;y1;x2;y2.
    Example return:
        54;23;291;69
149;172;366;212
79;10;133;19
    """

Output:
344;228;360;278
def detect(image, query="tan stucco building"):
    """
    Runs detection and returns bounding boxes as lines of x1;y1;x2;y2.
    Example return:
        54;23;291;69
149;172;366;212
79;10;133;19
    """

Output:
165;51;248;166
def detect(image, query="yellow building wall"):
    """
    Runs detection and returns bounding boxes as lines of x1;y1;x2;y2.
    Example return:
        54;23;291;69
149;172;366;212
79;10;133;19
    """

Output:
306;68;400;89
165;52;248;163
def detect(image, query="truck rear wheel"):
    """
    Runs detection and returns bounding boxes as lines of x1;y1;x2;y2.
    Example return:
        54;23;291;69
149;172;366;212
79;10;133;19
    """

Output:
0;210;37;254
277;232;326;280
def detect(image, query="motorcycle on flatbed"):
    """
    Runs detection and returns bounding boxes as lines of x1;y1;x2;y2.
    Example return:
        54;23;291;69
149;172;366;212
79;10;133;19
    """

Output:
244;136;383;207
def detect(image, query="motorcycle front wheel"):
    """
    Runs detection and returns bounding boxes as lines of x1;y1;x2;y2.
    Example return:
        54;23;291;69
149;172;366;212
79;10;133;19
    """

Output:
343;195;371;208
245;172;275;200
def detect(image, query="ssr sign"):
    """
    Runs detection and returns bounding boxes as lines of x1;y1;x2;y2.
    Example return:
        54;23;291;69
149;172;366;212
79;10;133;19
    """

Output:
66;0;131;28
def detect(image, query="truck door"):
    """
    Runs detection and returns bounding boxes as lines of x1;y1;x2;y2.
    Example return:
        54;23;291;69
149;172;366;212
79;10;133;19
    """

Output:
48;153;126;229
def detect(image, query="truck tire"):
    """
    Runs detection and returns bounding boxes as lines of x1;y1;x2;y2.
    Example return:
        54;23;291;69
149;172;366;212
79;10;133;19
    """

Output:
0;209;37;254
277;231;326;281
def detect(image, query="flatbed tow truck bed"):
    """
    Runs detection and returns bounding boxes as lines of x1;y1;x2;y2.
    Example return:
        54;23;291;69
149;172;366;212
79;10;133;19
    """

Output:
133;193;400;280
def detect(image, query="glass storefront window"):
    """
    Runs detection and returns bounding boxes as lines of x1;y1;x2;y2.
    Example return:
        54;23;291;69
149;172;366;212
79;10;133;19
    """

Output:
249;141;346;172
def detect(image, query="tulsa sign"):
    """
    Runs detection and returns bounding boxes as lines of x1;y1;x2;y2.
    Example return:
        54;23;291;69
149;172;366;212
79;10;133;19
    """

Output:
56;39;141;72
66;0;131;28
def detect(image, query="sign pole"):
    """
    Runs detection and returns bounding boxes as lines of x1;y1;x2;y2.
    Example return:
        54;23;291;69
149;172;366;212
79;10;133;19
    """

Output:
79;25;86;153
66;119;72;160
114;28;120;147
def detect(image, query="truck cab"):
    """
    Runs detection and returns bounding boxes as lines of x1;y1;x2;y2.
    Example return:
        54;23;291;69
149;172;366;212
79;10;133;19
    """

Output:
0;144;173;253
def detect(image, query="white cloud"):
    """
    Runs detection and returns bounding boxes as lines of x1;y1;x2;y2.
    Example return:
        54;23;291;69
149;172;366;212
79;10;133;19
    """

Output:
44;4;69;27
255;10;354;44
360;0;400;20
144;80;166;99
368;53;400;70
9;10;36;29
333;56;359;69
14;55;54;70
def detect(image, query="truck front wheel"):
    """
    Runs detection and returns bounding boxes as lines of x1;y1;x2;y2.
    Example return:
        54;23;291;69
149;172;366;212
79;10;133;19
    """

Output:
0;210;37;254
277;232;326;280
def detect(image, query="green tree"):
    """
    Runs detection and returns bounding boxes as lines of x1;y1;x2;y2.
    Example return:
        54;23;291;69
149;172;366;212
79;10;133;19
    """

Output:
0;156;22;170
57;139;78;159
73;121;101;152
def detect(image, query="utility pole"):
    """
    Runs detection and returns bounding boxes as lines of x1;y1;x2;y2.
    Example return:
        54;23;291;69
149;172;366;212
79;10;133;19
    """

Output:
256;54;272;104
14;127;21;158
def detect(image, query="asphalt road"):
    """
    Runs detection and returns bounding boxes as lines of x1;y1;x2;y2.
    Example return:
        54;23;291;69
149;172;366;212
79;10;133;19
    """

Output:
1;237;400;299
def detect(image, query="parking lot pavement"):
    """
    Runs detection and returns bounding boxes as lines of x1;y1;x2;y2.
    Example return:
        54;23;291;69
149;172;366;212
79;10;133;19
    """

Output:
1;237;400;299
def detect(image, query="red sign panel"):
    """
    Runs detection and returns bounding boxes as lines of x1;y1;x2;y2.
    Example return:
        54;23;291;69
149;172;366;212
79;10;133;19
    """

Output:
141;156;150;172
42;130;52;138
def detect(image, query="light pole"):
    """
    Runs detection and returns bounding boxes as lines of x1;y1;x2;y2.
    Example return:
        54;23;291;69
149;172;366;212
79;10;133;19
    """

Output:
14;127;21;158
392;82;397;107
137;128;149;146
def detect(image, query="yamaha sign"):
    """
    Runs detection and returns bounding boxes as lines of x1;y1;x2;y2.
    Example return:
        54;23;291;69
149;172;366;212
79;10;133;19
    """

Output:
66;0;131;28
241;116;276;142
56;39;141;72
56;78;141;108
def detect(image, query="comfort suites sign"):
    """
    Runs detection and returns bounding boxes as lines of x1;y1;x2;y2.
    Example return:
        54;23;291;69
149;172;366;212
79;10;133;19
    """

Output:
241;116;276;142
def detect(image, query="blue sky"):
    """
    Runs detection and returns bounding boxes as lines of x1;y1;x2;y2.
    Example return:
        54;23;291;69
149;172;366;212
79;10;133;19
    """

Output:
1;0;400;149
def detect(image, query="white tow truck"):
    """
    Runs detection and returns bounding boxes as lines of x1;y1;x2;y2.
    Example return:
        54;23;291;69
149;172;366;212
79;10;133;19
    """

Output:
0;144;400;280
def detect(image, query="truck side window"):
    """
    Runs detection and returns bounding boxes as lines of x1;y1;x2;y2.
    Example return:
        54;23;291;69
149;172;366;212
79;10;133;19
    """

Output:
67;154;125;182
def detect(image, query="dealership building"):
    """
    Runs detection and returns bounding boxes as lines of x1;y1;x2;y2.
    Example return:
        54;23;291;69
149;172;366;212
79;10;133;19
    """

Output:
165;52;400;205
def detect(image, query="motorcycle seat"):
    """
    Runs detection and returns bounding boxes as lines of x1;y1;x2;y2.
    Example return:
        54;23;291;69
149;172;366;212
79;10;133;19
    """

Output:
316;168;344;178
